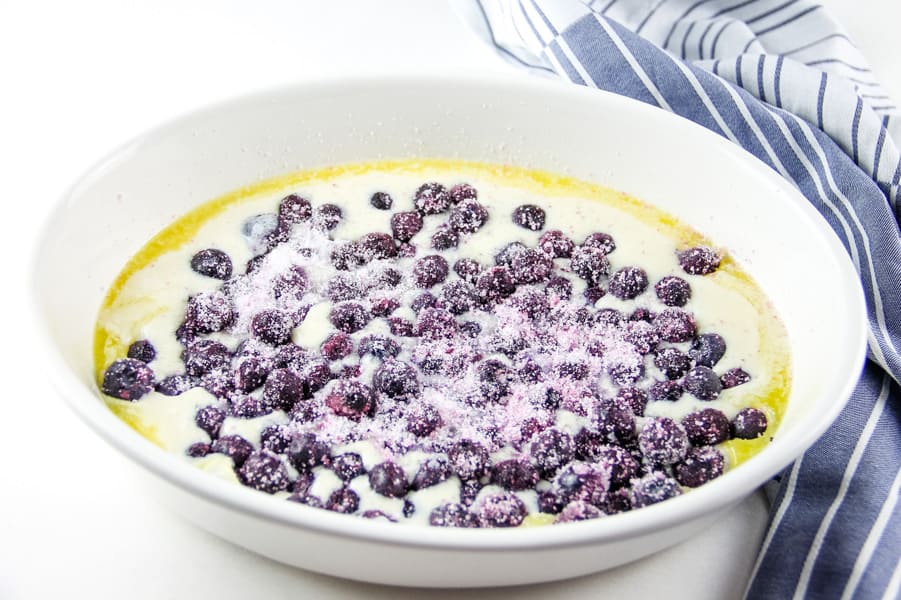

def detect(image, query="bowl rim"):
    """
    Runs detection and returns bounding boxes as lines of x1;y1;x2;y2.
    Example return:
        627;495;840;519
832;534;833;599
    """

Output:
30;73;869;551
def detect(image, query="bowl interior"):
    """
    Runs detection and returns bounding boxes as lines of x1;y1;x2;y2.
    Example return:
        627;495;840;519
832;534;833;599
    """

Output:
33;76;866;549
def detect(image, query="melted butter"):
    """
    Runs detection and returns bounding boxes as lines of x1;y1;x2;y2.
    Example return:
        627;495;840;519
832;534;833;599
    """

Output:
94;159;791;474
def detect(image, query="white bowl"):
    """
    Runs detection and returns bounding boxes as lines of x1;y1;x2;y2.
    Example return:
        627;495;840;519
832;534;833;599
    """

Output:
31;75;867;587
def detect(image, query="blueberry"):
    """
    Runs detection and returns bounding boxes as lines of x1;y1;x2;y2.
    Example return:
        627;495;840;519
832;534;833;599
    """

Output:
238;450;290;493
390;211;423;242
288;432;331;471
595;308;625;328
682;408;731;446
448;200;489;233
574;427;604;461
278;194;313;225
273;344;309;370
194;405;226;438
199;371;234;399
127;340;156;363
449;183;478;204
260;424;292;454
596;445;639;489
553;462;609;505
413;255;450;288
324;487;360;514
370;191;393;210
357;334;401;359
624;319;660;354
234;356;270;392
731;407;768;439
494;241;527;267
228;394;272;419
328;302;370;333
476;266;516;304
545;276;573;300
510;248;554;284
369;461;408;498
190;249;233;282
556;501;603;523
261;368;303;411
273;265;309;301
582;232;616;254
412;457;452;490
517;360;544;384
429;225;457;249
530;428;575;477
675;446;725;487
413;182;451;215
616;386;648;416
155;374;197;396
406;404;442;436
654;308;697;343
325;379;376;420
606;353;644;386
244;255;267;275
608;266;649;300
459;321;482;338
453;258;482;284
370;297;400;317
387;316;416;337
537;490;565;514
416;307;459;340
690;333;727;368
639;417;689;465
410;292;439;314
448;439;490;480
477;359;513;403
241;213;279;255
596;397;636;443
313;203;342;230
648;379;684;402
332;452;366;481
721;367;752;389
683;366;723;400
429;503;475;527
211;434;254;467
182;339;230;376
678;246;721;275
101;358;155;401
654;347;692;379
321;332;354;361
184;291;234;334
538;229;574;258
475;493;527;528
441;279;478;315
373;359;420;399
512;204;546;230
186;442;210;458
654;275;692;307
248;309;292;346
630;471;682;508
330;242;364;271
491;459;539;491
556;362;589;380
569;246;610;284
509;288;550;319
630;307;656;323
299;359;334;397
460;479;483;506
358;232;398;261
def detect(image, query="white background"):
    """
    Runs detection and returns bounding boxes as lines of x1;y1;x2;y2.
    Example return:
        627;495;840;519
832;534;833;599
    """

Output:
2;1;898;598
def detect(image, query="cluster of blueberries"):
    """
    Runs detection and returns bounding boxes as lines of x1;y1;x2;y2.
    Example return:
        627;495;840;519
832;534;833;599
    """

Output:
101;181;769;528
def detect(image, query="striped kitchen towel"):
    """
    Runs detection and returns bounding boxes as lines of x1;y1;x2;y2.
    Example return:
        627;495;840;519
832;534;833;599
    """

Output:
455;1;901;598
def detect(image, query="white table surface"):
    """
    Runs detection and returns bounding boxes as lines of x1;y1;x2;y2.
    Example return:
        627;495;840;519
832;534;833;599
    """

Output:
2;1;897;598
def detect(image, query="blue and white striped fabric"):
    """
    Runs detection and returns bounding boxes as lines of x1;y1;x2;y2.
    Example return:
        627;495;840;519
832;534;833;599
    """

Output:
457;1;901;597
